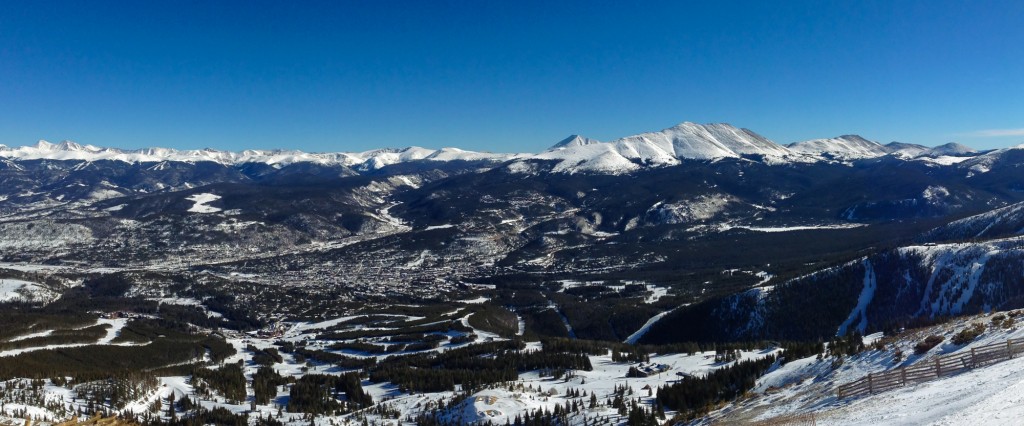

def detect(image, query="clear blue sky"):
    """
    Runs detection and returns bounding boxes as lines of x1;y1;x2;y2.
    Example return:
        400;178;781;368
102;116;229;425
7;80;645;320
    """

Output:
1;1;1023;152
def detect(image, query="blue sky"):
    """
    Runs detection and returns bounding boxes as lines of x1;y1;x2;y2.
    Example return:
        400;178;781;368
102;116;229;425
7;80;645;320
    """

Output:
1;1;1023;153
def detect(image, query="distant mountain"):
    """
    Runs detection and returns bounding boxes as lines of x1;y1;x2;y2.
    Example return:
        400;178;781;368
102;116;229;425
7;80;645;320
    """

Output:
786;135;889;159
921;142;978;157
0;121;995;177
0;119;1022;348
884;141;930;157
0;140;523;171
548;135;603;150
957;143;1024;176
518;122;806;174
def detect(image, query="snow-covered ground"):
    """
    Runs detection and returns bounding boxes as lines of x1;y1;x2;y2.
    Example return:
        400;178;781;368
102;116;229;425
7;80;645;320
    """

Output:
816;356;1024;425
0;278;58;302
185;193;222;213
714;312;1024;425
440;347;780;425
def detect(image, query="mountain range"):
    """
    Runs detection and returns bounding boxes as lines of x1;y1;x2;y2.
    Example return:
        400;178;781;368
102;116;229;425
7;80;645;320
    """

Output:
0;122;999;174
3;120;1024;425
0;120;1023;345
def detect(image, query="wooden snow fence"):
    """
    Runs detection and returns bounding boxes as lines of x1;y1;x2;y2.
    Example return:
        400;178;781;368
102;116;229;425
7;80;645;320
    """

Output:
837;338;1024;398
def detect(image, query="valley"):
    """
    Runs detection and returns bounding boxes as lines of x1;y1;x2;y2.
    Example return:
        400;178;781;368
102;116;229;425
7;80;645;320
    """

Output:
0;123;1022;425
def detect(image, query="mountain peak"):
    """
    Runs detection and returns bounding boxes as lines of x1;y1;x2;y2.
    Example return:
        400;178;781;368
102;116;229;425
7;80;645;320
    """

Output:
835;134;875;144
669;121;733;130
669;121;708;129
527;121;797;174
549;135;602;151
30;140;98;152
787;135;887;159
57;140;85;151
883;141;930;157
927;142;977;156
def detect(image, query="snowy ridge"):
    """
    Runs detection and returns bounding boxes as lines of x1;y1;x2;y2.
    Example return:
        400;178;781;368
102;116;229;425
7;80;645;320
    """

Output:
921;142;978;157
548;135;602;150
955;143;1024;175
2;121;989;174
523;123;983;173
527;122;810;173
786;135;889;159
926;201;1024;241
0;140;524;170
884;141;930;157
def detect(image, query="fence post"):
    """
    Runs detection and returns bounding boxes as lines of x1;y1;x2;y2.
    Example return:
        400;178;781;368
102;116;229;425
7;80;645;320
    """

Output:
971;348;977;368
935;357;941;377
901;366;907;386
867;373;873;394
1009;339;1014;359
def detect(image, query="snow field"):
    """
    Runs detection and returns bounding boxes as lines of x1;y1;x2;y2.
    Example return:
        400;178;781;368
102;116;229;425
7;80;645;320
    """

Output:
185;193;222;213
0;278;58;302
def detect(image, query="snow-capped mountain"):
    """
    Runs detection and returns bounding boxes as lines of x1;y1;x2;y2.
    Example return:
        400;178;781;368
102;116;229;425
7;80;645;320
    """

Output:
786;135;890;159
523;123;987;173
957;143;1024;176
0;121;991;176
2;121;1024;426
0;140;523;170
548;135;603;150
921;142;978;157
520;122;807;174
624;122;795;157
882;141;930;157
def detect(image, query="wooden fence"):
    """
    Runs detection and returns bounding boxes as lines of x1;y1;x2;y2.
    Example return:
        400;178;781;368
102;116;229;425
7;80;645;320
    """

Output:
837;338;1024;398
